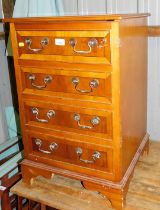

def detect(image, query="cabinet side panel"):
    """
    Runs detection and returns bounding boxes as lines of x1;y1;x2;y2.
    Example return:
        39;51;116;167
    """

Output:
119;18;148;175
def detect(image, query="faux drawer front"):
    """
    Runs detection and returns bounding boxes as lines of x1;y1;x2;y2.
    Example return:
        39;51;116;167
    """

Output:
24;101;113;139
26;132;113;175
17;31;111;64
22;67;112;101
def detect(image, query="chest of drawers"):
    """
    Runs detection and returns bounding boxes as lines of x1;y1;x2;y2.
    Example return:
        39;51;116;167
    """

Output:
6;14;149;209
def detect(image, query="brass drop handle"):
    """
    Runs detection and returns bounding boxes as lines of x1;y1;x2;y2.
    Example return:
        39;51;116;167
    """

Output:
73;113;100;129
35;138;58;154
69;38;98;54
25;37;49;52
32;107;55;123
75;147;101;164
72;77;99;93
28;74;52;89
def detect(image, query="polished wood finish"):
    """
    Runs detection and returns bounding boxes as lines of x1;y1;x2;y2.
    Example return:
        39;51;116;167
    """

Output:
4;14;149;22
7;14;149;209
119;17;148;176
11;141;160;210
22;67;112;100
17;31;110;57
148;26;160;36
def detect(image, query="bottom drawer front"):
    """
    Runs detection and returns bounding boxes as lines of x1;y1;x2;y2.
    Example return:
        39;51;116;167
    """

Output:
26;133;113;173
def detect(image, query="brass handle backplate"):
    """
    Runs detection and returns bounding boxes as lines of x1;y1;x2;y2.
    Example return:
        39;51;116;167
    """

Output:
25;37;49;52
75;147;101;164
73;113;100;129
69;37;107;54
28;73;52;89
35;138;58;154
69;38;98;54
72;77;99;93
32;107;55;123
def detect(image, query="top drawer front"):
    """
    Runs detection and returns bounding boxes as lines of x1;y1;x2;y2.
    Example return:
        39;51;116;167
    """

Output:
17;31;111;64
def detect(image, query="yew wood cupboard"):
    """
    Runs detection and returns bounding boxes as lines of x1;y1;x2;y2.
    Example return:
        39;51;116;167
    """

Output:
6;14;149;209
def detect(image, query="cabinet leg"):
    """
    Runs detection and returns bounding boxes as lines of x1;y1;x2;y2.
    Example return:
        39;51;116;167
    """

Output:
109;197;126;210
142;138;150;156
21;160;54;185
83;181;127;210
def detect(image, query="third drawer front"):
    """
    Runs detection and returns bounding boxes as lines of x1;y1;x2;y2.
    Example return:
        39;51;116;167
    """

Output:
24;100;113;139
25;131;113;177
22;67;112;101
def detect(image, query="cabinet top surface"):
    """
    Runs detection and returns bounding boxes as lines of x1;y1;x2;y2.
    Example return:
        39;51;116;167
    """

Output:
4;13;150;23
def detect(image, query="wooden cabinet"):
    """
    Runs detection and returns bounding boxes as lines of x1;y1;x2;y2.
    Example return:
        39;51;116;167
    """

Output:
6;14;149;209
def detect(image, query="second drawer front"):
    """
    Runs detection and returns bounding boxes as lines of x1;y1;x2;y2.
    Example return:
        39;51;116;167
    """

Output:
24;101;113;139
25;132;113;174
22;67;112;101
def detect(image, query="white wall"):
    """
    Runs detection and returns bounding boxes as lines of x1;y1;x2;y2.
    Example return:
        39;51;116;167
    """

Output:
106;0;138;13
62;0;107;15
0;2;13;143
77;0;107;15
62;0;78;15
0;38;13;143
138;0;160;141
